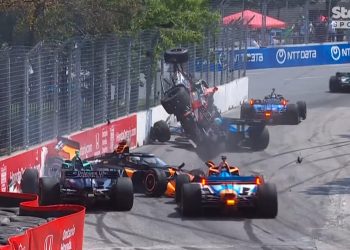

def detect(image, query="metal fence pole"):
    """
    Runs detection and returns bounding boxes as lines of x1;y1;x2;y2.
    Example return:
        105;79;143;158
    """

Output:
53;50;59;137
126;38;132;115
38;48;43;142
102;41;108;122
7;56;12;153
23;55;29;149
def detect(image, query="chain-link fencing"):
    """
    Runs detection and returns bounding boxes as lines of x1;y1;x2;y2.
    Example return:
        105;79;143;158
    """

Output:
0;26;248;156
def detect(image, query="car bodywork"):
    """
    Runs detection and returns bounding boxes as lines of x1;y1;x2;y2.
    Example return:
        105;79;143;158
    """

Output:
179;165;278;218
240;89;306;125
89;143;204;197
329;72;350;92
151;48;270;151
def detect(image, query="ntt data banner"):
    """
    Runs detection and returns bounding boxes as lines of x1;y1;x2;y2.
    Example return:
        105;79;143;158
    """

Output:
196;43;350;71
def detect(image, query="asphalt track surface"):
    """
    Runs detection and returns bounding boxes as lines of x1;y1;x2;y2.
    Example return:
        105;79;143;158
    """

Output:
84;64;350;250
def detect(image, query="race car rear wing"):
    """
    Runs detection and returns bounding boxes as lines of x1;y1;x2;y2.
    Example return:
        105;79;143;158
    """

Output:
205;175;263;185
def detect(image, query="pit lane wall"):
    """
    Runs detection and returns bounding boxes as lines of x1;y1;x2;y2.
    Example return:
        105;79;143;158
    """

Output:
0;192;85;250
136;77;249;146
198;42;350;70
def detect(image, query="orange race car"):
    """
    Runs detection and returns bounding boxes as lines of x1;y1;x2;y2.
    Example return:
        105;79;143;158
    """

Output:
89;141;206;198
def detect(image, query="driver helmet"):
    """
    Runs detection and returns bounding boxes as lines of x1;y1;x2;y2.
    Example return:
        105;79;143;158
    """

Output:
214;117;223;126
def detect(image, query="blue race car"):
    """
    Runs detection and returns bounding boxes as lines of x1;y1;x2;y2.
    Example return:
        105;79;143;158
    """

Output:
240;88;306;125
178;156;278;218
20;151;134;211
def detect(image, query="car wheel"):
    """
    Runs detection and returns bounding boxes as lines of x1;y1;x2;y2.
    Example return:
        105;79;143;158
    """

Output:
249;126;269;151
256;182;278;218
329;76;340;93
286;104;300;125
175;174;190;203
39;177;60;206
296;101;307;120
21;169;39;194
111;177;134;211
144;168;168;197
164;48;189;64
181;183;201;217
161;85;190;115
150;120;171;142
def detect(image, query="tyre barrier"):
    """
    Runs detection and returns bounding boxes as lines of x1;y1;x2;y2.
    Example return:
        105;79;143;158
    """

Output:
0;192;85;250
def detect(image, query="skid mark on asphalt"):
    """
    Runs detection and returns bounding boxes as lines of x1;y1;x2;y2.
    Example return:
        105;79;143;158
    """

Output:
244;220;272;250
127;211;251;243
86;219;172;245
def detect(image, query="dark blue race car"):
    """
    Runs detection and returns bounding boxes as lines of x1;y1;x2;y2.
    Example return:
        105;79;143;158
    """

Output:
20;151;134;211
178;157;278;218
240;88;306;125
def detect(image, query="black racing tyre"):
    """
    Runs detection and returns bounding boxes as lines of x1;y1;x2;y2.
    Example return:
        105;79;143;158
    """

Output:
249;126;270;151
161;85;190;115
175;174;190;204
181;183;201;217
329;76;340;93
296;101;307;120
286;103;300;125
144;168;168;197
131;171;144;193
150;120;171;142
21;169;39;194
256;183;278;218
44;157;63;179
111;177;134;211
179;114;202;144
240;103;254;119
39;177;60;206
164;48;189;64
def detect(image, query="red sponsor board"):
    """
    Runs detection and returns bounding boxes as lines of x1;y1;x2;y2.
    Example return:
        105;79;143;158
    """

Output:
0;114;137;192
0;192;85;250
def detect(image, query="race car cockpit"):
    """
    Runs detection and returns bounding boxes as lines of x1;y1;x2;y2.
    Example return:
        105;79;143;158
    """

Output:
205;156;240;176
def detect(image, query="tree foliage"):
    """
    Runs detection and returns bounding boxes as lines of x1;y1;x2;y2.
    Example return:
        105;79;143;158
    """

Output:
0;0;220;46
134;0;220;49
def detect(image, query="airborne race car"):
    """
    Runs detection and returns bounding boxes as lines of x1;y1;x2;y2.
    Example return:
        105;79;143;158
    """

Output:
178;156;278;218
329;72;350;92
240;88;307;125
89;141;206;198
20;150;134;211
150;48;269;151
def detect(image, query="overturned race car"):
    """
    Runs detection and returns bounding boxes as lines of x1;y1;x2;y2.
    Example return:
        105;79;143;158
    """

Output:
150;48;270;151
240;88;307;125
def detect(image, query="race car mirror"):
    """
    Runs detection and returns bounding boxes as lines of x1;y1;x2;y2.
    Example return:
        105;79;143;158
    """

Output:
178;162;185;169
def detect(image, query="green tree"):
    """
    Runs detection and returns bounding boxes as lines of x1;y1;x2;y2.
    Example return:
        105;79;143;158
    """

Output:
134;0;220;49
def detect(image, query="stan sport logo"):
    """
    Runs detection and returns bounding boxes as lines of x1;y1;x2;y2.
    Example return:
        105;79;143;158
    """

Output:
332;6;350;29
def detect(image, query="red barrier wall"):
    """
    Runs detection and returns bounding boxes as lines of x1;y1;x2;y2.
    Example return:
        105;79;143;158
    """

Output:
0;114;137;193
0;192;85;250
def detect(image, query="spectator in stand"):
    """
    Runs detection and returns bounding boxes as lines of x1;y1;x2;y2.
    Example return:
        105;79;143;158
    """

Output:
328;17;336;42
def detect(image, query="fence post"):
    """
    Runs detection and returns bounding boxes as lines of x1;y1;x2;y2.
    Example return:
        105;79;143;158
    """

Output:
23;55;29;149
38;46;43;143
102;41;108;122
126;38;132;115
53;50;59;137
7;56;12;153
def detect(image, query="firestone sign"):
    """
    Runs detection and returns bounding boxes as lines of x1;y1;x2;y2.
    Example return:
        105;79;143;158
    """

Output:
332;6;350;29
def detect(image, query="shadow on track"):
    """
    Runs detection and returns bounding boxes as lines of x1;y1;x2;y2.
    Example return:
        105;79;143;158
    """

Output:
302;177;350;196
